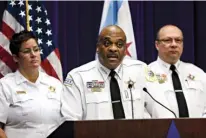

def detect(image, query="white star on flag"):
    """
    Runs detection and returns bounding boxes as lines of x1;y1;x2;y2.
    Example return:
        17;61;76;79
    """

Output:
36;6;42;13
18;0;24;7
28;4;32;10
45;18;50;25
10;1;16;7
36;17;42;24
46;40;52;47
38;38;43;45
29;26;33;31
46;29;52;36
44;10;47;15
36;27;42;34
40;48;43;54
19;10;25;18
29;15;33;21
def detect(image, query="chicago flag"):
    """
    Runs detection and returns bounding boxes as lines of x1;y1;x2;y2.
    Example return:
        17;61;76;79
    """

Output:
98;0;137;59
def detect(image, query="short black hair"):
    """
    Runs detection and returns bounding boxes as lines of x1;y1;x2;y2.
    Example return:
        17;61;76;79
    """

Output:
9;30;38;55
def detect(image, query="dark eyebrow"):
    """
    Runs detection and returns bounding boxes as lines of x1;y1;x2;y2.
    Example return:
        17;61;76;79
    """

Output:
117;39;125;42
102;37;111;41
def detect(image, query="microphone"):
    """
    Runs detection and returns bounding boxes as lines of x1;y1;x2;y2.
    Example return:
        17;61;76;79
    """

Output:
143;87;177;118
128;80;134;119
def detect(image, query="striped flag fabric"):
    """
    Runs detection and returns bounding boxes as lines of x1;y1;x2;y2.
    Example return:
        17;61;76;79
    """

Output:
98;0;137;59
0;0;63;81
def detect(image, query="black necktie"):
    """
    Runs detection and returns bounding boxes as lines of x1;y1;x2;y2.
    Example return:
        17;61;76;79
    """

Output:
109;70;125;119
170;65;189;117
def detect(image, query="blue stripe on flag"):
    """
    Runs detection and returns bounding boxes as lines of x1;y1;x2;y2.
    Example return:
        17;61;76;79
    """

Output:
103;1;123;28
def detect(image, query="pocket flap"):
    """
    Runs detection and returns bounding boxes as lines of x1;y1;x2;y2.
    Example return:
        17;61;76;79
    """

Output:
13;94;33;103
85;92;109;104
185;80;204;92
47;92;60;101
123;89;141;101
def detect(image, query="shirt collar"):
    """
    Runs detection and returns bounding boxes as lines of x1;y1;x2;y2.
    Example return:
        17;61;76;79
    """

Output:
15;70;27;85
157;57;181;74
15;70;48;85
97;58;123;81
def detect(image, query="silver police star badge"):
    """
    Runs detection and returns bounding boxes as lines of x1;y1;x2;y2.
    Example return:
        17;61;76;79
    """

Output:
125;78;136;89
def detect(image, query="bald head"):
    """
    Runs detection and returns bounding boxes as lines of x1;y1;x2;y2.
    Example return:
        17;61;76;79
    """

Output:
96;25;127;69
98;25;126;44
156;25;183;40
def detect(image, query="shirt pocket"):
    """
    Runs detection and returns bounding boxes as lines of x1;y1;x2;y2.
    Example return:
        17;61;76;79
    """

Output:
185;80;205;109
85;92;109;104
47;92;61;112
85;92;110;119
123;89;142;102
12;94;34;116
123;89;144;113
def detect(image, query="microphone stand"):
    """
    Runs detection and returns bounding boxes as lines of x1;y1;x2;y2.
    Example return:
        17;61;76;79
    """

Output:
143;87;177;118
128;84;134;119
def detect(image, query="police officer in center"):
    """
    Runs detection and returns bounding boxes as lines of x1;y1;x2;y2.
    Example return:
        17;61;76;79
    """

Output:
145;24;206;118
61;25;149;120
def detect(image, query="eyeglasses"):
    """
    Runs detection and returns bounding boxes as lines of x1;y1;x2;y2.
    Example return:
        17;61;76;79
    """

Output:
158;38;183;45
19;46;41;54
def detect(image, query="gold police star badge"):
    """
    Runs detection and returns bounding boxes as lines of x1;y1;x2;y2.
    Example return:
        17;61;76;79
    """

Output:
48;86;56;92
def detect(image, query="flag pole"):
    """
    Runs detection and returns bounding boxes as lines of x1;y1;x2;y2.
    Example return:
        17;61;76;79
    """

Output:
26;0;30;31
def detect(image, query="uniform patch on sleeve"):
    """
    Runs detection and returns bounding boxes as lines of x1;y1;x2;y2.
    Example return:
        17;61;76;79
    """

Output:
144;67;157;82
64;75;73;87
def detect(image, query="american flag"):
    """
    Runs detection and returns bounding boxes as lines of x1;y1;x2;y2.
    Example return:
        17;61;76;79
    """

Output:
0;0;63;81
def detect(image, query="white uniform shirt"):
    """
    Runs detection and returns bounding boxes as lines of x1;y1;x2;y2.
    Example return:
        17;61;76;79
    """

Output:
62;58;148;120
145;57;206;118
0;70;64;138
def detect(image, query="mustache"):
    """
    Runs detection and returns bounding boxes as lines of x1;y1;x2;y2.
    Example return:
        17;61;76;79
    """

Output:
107;53;118;58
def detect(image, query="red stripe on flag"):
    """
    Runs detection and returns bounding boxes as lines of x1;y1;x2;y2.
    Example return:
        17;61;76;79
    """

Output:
0;72;3;79
41;59;59;80
0;46;17;72
2;21;15;40
54;48;61;60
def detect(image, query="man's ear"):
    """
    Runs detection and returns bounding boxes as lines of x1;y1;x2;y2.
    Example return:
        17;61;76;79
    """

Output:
155;41;159;51
96;47;99;53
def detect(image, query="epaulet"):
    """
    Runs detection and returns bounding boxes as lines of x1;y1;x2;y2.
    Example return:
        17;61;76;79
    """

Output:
64;60;97;87
70;60;96;75
123;58;146;67
0;72;15;82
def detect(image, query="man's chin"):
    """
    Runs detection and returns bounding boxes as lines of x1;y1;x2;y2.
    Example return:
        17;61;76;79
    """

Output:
169;57;179;64
107;62;120;70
